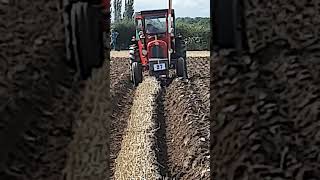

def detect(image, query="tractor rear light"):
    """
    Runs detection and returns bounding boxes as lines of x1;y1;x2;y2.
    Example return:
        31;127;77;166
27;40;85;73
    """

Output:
142;49;148;56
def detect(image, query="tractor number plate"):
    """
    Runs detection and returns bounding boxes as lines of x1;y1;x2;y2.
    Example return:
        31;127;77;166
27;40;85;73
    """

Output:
153;63;166;71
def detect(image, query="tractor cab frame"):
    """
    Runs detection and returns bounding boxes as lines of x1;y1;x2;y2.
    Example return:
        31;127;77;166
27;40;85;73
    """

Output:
129;9;187;86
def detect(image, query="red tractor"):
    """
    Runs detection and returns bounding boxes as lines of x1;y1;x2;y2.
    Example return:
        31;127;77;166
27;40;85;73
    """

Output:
128;6;188;86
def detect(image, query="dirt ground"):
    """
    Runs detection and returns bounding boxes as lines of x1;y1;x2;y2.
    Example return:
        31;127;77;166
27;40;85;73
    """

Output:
211;47;320;179
110;58;135;178
110;54;210;179
0;1;76;179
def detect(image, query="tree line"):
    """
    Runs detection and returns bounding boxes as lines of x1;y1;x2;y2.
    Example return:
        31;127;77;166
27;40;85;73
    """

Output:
111;0;210;51
112;0;134;21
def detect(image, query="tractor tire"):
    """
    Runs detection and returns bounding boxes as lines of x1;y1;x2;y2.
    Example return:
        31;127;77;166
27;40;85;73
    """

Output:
176;57;187;79
69;1;104;79
87;5;104;68
131;62;143;87
213;0;246;51
232;0;245;52
75;3;92;78
213;0;234;48
70;2;92;79
175;37;187;60
63;0;73;66
129;61;133;82
129;45;138;82
70;3;89;79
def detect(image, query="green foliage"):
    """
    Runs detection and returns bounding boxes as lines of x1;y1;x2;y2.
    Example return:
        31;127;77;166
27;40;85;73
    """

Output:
112;19;135;49
113;0;122;22
123;0;134;20
111;17;210;50
175;17;210;50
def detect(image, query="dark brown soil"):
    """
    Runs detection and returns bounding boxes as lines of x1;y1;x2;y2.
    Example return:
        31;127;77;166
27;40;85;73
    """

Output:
164;57;210;179
243;0;320;53
211;48;320;179
0;1;76;179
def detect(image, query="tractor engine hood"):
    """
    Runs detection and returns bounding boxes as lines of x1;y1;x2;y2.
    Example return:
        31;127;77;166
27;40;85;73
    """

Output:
147;40;168;59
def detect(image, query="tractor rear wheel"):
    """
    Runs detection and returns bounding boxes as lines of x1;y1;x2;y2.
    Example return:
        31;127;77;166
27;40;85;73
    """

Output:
213;0;234;48
131;62;143;86
176;57;187;79
70;2;90;78
175;36;187;60
65;1;105;79
213;0;245;51
129;45;138;82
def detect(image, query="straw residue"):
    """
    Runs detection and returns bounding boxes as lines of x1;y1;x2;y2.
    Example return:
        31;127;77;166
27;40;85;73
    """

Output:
114;76;161;180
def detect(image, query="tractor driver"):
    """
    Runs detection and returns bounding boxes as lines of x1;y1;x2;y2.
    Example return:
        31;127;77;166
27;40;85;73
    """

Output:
146;23;159;34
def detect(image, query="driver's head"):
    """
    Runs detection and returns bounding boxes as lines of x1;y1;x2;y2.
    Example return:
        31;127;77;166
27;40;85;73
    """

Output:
146;24;155;32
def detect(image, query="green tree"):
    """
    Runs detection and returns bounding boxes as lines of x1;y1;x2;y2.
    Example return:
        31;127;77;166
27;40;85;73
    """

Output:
113;0;122;22
123;0;134;20
112;19;135;49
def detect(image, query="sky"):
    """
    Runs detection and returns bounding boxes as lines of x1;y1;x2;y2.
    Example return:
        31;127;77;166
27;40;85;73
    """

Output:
114;0;210;18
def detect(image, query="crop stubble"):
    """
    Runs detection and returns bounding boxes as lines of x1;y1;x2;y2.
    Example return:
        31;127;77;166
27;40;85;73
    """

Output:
63;65;110;180
114;76;161;179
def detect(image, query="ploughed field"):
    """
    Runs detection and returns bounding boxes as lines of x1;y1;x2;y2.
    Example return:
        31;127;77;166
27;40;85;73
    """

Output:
110;53;210;179
212;47;320;179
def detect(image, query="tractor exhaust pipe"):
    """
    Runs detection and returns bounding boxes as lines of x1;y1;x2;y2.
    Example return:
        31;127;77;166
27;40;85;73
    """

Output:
168;0;172;65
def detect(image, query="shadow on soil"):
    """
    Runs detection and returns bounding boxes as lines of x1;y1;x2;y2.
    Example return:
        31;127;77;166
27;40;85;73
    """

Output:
155;88;171;179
